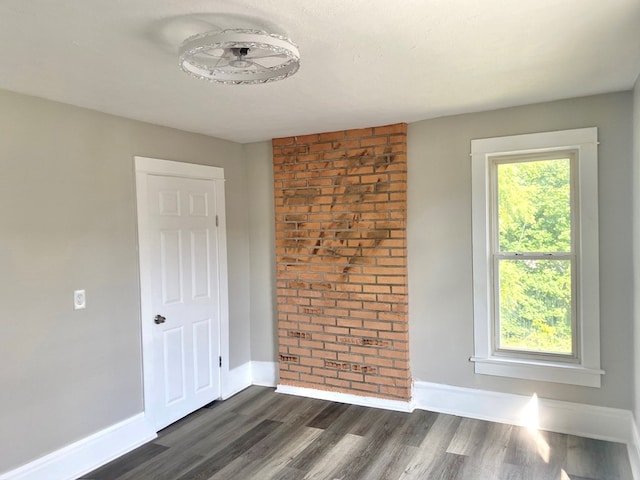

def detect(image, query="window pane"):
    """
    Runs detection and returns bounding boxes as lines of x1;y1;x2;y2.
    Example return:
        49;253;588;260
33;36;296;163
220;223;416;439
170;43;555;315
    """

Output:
498;258;572;355
497;158;571;252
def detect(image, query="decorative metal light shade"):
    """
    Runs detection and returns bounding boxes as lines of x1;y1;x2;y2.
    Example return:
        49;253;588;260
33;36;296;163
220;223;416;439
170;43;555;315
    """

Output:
179;29;300;85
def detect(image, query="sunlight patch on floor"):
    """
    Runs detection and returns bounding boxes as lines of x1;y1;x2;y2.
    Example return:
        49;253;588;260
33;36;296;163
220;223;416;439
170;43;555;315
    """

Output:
522;393;551;464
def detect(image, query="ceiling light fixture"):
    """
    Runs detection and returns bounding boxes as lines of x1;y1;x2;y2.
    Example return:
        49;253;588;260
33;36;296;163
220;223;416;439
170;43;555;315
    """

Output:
179;29;300;85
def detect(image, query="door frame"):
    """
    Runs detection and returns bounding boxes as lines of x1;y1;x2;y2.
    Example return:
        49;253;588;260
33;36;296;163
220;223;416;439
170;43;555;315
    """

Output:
134;156;229;431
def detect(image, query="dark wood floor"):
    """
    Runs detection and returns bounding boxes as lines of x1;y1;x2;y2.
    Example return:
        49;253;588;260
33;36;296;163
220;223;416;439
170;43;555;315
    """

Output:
80;386;633;480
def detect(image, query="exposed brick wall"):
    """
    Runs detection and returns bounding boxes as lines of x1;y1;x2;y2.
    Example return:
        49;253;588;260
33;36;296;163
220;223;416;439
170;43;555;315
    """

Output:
272;123;411;401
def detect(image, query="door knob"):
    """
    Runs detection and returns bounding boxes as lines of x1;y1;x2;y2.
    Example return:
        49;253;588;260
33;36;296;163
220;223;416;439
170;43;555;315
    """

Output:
154;314;166;324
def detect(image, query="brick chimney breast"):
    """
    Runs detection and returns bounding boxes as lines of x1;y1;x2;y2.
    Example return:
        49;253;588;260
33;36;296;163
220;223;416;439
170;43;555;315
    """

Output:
273;123;410;400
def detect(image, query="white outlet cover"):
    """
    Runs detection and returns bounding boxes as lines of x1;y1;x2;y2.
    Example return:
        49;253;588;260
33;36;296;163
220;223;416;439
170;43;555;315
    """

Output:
74;289;86;310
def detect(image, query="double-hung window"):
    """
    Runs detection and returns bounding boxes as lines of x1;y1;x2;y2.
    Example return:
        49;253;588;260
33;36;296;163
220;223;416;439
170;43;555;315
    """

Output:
470;128;603;387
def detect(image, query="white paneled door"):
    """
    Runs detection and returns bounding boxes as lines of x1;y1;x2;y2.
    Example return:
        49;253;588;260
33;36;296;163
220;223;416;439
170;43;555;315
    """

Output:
136;157;228;432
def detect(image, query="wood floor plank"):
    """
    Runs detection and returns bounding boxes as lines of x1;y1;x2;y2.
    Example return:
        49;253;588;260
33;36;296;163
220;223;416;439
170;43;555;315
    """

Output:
206;424;292;480
154;408;262;464
502;427;569;479
185;413;265;457
566;435;633;480
207;423;320;480
175;419;282;480
398;413;462;479
115;452;205;480
503;426;539;467
287;403;370;473
302;432;364;480
358;442;419;480
499;462;566;480
278;396;334;427
420;452;467;480
336;410;410;480
346;404;392;437
268;466;307;480
306;401;350;429
327;404;372;436
155;408;239;448
447;417;493;456
243;426;324;480
399;408;439;447
497;463;529;480
286;430;343;472
217;384;270;409
538;430;569;469
154;408;210;440
261;393;308;422
355;411;425;480
454;421;513;480
231;386;288;417
78;442;168;479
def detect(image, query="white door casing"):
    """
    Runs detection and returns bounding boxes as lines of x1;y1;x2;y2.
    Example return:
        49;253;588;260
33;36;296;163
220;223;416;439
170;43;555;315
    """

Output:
135;156;229;432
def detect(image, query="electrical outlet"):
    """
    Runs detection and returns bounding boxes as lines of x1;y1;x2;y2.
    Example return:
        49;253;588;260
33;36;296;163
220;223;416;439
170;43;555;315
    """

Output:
74;289;86;310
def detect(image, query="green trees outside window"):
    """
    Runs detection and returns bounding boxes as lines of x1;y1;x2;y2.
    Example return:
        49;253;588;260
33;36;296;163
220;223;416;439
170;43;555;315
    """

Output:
495;158;573;355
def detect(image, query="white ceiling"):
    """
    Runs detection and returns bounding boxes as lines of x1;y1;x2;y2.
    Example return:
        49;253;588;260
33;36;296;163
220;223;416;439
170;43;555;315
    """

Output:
0;0;639;144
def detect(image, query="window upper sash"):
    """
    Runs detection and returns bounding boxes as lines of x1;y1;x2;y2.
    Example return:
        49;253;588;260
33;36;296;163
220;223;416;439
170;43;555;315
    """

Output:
487;149;579;258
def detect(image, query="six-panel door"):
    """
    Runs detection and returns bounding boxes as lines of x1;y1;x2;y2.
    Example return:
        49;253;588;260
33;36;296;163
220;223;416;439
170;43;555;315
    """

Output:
147;174;221;430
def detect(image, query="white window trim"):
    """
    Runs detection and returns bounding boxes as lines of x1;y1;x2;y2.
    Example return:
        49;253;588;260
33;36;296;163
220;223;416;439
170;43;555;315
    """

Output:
470;128;604;387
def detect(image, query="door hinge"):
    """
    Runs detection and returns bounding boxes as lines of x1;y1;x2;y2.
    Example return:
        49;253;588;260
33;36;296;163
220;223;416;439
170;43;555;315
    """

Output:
215;215;219;227
219;356;222;368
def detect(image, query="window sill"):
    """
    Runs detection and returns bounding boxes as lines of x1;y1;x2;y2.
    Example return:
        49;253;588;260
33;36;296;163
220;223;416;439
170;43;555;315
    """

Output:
469;356;604;387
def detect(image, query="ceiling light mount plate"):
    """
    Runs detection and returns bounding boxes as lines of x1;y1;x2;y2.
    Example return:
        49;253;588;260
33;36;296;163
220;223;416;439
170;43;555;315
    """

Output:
179;29;300;85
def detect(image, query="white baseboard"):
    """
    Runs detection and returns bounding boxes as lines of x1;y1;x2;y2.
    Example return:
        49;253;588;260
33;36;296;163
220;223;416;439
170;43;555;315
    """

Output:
0;413;156;480
629;416;640;480
222;361;252;399
251;361;278;387
276;384;413;412
413;381;633;444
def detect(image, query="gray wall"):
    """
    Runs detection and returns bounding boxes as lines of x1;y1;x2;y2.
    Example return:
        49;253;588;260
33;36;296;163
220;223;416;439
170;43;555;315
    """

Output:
0;89;252;473
244;141;277;362
408;92;634;409
243;92;635;410
633;75;640;425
